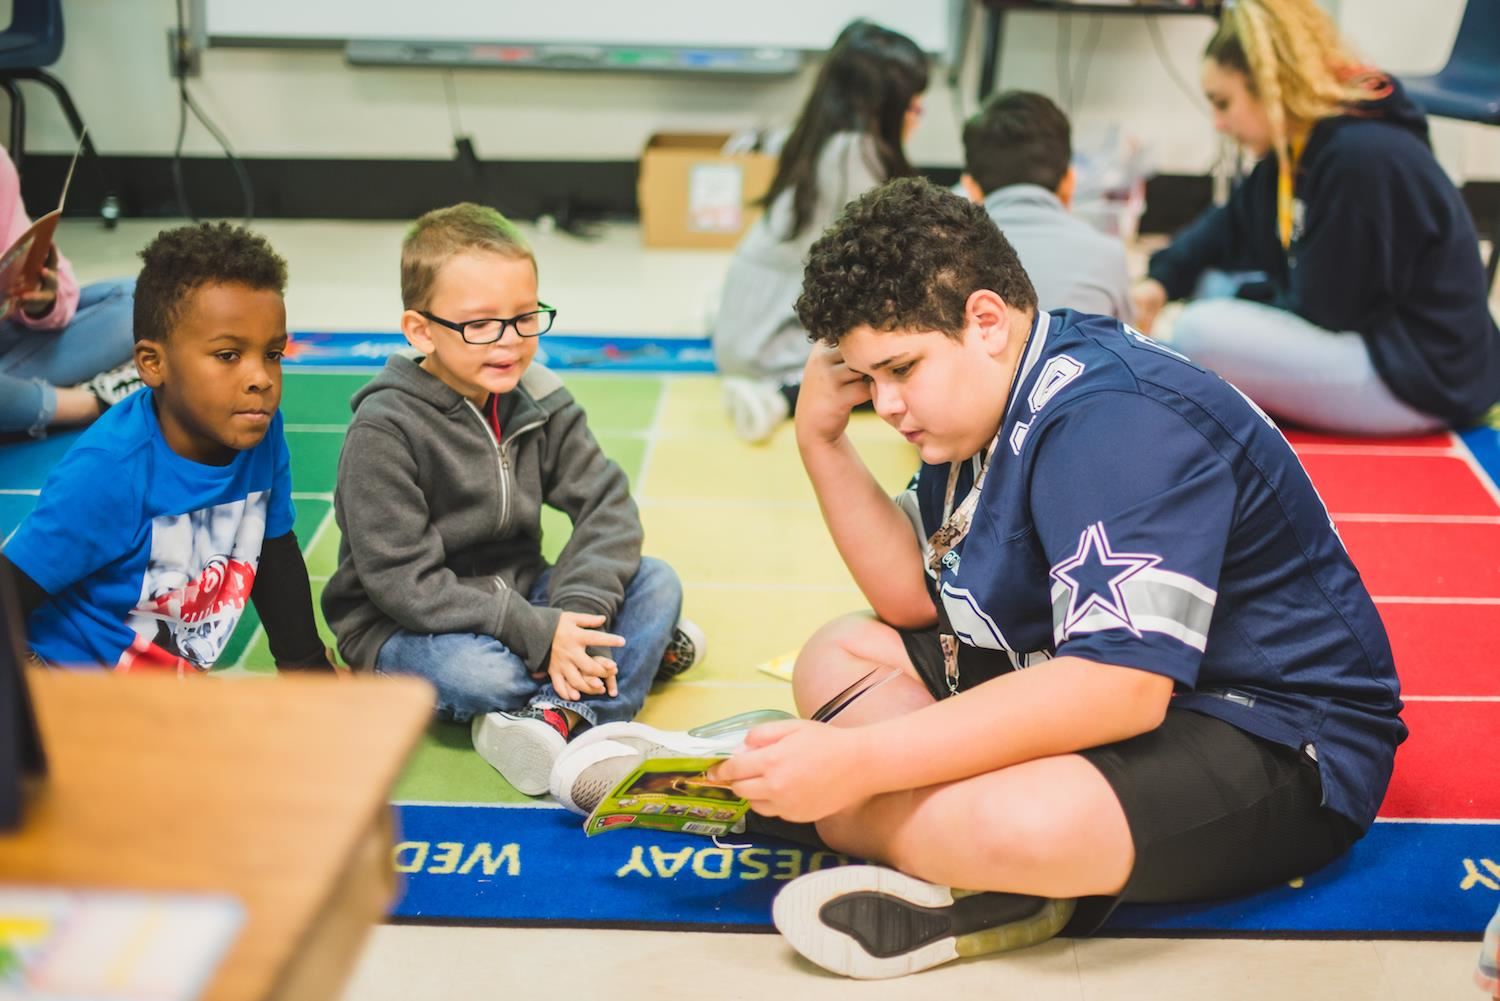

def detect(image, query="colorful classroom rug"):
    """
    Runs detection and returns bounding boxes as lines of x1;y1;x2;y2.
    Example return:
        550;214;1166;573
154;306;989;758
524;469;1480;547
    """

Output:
1;369;1496;938
284;331;715;372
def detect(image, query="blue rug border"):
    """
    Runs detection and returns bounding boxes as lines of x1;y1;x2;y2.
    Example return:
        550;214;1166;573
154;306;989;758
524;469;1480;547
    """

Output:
387;802;1500;939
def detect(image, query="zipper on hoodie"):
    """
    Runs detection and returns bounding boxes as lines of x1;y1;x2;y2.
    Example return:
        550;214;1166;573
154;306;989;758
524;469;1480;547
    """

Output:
462;399;547;540
463;400;510;537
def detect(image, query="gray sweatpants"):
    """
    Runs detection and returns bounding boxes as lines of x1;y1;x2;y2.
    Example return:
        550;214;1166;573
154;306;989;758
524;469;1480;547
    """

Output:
1165;273;1446;437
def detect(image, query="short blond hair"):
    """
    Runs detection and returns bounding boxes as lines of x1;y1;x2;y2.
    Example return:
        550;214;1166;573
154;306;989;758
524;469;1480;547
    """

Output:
401;203;533;310
1207;0;1388;170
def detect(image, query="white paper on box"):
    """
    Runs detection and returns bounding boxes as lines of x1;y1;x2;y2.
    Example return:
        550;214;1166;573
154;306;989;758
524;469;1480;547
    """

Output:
687;163;744;233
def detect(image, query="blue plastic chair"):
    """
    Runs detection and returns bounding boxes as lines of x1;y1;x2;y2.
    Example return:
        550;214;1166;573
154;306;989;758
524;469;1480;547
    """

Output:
0;0;114;224
1401;0;1500;286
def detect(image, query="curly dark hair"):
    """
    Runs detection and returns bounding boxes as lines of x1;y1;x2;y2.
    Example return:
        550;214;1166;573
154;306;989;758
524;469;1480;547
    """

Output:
134;222;288;343
795;176;1036;346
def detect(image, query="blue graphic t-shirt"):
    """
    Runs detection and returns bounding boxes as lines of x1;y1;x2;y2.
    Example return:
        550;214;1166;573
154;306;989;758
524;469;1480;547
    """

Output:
909;310;1406;831
5;389;295;671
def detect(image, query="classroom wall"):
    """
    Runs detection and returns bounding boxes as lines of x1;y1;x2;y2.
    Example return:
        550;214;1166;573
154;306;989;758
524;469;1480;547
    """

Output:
19;0;1499;180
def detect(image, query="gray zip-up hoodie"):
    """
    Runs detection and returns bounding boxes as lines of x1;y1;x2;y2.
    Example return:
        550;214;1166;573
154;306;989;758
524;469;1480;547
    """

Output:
322;353;642;672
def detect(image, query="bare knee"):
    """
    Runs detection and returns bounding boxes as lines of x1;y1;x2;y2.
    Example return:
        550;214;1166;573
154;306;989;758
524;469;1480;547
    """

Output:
790;612;893;717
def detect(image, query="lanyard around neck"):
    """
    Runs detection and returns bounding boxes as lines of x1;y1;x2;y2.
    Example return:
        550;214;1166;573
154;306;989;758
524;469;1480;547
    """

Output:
1276;134;1308;251
924;313;1039;575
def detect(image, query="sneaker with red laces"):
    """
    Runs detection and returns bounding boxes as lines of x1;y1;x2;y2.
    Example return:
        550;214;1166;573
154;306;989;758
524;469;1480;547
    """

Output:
471;703;572;795
655;617;705;682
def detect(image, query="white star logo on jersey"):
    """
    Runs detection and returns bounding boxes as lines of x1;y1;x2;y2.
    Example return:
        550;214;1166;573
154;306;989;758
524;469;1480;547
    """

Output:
1049;522;1161;638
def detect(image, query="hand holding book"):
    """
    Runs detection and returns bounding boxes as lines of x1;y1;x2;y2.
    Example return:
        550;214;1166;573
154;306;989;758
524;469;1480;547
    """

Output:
0;133;83;320
582;670;904;836
15;245;59;318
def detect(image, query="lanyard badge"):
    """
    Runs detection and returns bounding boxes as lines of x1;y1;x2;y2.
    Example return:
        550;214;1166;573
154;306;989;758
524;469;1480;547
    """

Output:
926;431;1001;697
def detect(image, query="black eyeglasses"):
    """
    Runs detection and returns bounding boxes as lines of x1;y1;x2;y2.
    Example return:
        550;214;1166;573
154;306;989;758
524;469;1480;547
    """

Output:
418;302;557;344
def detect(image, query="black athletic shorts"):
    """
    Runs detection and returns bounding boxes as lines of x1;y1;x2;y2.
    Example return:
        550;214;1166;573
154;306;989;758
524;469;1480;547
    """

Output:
899;626;1364;935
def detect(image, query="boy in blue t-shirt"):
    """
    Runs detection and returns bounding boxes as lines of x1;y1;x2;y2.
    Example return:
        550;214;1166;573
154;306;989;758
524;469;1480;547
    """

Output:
0;223;331;674
706;178;1406;978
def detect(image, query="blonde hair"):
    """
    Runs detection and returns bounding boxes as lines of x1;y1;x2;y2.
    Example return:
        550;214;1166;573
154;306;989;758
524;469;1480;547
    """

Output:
401;202;533;310
1206;0;1388;168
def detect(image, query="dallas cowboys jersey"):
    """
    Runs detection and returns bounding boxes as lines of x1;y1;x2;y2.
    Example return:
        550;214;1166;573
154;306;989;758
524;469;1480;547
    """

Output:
908;309;1406;831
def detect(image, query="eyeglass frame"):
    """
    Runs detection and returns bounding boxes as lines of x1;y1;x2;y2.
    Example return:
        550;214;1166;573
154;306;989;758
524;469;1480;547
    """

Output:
417;302;558;343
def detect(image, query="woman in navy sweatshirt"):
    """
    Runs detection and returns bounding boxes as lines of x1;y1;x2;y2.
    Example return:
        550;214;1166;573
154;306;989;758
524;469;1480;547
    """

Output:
1132;0;1500;435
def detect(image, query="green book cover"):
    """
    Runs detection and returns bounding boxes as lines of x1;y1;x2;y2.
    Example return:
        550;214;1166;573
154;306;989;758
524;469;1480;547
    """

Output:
584;755;749;837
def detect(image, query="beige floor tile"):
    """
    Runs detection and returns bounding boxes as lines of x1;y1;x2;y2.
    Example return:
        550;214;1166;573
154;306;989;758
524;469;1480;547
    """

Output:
644;432;913;503
1375;938;1490;1001
1076;936;1395;1001
641;503;855;590
341;924;1085;1001
671;586;866;682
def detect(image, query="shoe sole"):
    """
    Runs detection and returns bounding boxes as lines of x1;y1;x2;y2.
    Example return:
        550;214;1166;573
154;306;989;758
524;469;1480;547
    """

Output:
771;866;1073;980
471;713;565;796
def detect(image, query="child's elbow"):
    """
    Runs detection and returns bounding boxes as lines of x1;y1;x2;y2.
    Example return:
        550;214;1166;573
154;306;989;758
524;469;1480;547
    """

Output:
1128;670;1175;733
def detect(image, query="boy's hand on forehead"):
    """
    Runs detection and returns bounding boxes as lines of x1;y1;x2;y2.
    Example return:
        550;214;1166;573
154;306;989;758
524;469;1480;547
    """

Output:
794;343;872;447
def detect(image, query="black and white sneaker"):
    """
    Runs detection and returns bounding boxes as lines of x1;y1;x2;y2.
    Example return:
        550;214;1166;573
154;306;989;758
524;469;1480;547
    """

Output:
471;703;572;796
772;865;1075;979
76;360;143;410
655;616;705;681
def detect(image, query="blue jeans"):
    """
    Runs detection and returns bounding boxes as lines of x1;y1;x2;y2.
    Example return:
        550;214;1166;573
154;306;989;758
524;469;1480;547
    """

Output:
374;556;683;725
1166;271;1446;436
0;278;136;436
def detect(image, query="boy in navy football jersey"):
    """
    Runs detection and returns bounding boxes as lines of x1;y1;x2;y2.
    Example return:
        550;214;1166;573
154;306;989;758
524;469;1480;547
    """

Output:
0;223;331;674
710;178;1406;978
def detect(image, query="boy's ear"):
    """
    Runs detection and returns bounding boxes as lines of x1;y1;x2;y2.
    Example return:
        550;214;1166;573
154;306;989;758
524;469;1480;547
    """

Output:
965;289;1012;357
959;173;985;204
134;339;165;388
401;310;435;355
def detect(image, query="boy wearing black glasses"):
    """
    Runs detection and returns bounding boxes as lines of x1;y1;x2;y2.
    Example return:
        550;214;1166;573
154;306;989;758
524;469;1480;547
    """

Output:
323;203;700;795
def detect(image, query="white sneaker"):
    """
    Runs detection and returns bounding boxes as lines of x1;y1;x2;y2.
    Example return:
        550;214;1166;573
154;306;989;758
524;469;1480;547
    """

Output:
722;376;789;444
76;360;143;409
549;710;793;815
772;865;1075;979
471;704;572;796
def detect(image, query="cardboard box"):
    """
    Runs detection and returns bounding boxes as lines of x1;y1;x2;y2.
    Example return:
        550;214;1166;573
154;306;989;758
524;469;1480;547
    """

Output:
638;132;777;250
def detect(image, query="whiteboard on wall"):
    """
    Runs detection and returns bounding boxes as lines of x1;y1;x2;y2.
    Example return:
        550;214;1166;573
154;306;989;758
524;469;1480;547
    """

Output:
201;1;955;54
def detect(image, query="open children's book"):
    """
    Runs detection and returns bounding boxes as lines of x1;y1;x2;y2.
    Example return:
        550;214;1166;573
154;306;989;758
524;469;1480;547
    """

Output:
0;132;85;318
583;668;904;837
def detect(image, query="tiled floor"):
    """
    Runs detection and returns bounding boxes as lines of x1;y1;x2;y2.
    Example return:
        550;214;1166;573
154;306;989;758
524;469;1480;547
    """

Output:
52;216;1492;1000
